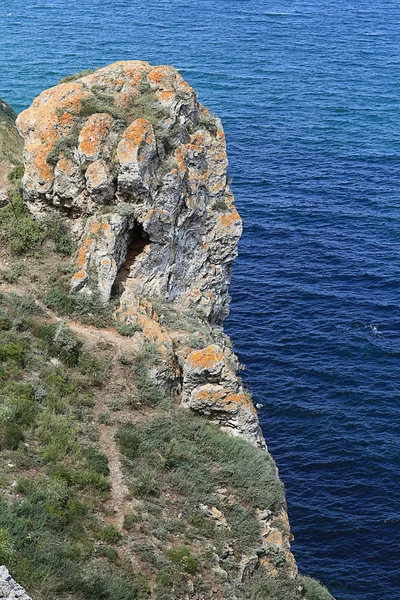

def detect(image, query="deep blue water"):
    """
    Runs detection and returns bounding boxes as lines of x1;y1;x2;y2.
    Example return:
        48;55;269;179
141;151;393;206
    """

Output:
1;1;399;598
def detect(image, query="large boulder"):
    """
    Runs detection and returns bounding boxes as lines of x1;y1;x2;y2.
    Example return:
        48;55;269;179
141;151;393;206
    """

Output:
16;61;242;324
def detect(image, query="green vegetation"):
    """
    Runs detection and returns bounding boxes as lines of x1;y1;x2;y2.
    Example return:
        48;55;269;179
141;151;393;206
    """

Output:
0;99;23;165
46;125;81;166
150;296;212;339
0;167;76;256
300;576;333;600
43;264;115;328
116;409;284;560
116;321;142;336
0;292;151;599
59;68;95;84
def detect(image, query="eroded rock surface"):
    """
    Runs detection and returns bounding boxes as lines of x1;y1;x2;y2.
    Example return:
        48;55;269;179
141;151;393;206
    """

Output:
0;567;31;600
17;61;241;324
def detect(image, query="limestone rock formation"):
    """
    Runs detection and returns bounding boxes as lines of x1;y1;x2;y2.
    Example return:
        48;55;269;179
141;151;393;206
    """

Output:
16;61;241;324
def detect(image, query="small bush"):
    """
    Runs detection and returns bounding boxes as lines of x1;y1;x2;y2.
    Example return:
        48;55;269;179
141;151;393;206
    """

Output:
86;447;109;476
78;351;109;385
237;569;300;600
301;576;333;600
46;128;80;165
7;163;24;183
80;92;127;123
116;321;142;336
52;321;82;364
132;468;158;497
59;68;95;84
0;192;44;255
99;525;123;544
42;214;76;256
167;547;197;575
0;528;15;563
115;425;141;460
0;422;24;450
97;545;118;562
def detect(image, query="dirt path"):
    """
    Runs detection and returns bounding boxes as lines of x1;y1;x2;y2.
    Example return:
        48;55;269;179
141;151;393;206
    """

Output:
0;275;144;531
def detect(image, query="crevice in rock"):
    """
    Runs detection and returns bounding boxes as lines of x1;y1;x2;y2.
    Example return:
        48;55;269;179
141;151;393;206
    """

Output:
113;220;149;291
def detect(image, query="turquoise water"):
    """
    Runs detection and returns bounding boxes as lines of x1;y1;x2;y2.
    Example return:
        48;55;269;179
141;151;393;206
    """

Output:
1;1;400;598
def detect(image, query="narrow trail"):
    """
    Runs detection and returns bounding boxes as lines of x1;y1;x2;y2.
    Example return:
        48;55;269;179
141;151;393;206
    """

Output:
0;274;146;531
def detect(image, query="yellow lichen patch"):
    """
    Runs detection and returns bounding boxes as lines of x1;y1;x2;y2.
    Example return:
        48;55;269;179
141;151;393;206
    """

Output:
193;388;253;412
79;113;113;159
174;145;186;174
57;155;75;176
76;236;95;269
115;88;139;109
58;112;74;127
71;268;86;283
263;529;284;546
80;61;151;90
260;557;278;577
89;219;101;235
219;209;241;229
85;160;109;189
147;65;177;88
187;345;224;371
16;82;89;187
117;118;155;164
156;90;175;104
175;73;194;94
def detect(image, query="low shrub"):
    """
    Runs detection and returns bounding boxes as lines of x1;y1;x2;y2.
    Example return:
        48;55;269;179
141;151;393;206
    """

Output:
0;192;44;255
116;321;142;336
59;68;95;84
167;547;197;575
300;576;333;600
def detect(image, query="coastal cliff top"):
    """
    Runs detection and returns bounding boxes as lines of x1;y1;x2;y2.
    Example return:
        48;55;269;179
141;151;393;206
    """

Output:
0;64;334;600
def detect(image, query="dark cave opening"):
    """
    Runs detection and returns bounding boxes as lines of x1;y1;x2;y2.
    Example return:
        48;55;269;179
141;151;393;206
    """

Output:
113;221;149;292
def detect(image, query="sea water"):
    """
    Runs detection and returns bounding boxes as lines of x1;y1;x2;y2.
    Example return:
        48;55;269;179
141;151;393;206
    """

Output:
1;1;399;598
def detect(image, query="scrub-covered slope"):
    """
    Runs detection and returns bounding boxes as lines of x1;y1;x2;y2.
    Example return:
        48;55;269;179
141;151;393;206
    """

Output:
0;98;23;192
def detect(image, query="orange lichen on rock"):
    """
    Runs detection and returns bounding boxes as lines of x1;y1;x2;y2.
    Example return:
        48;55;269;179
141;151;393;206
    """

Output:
75;236;95;270
79;113;113;159
16;82;89;188
186;345;225;371
57;155;75;176
156;90;175;104
85;160;110;189
193;387;255;412
219;209;241;229
117;118;155;164
71;268;86;283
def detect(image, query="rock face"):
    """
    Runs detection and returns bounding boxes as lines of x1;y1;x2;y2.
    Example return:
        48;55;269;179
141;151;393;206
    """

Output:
0;567;31;600
17;61;241;324
182;344;265;445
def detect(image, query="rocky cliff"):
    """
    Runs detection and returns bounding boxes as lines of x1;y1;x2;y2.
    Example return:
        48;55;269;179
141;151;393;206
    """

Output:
0;64;334;600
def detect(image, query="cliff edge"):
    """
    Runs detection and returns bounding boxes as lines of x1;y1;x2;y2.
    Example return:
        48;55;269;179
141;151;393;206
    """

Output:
0;63;334;600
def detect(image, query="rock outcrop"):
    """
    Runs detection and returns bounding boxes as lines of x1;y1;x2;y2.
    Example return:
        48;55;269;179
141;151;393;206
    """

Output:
0;567;31;600
16;61;241;324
